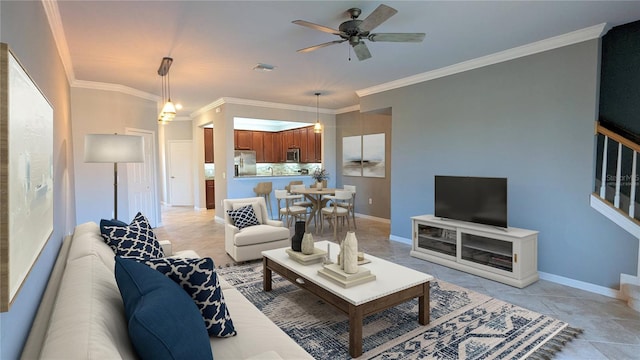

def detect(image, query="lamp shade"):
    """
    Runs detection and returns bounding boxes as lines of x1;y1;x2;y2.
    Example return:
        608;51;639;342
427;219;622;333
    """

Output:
84;134;145;163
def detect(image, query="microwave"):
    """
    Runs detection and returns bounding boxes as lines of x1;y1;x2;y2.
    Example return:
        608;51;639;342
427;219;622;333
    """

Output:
286;148;300;162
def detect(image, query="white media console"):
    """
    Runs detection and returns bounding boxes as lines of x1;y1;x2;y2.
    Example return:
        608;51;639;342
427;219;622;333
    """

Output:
410;215;539;288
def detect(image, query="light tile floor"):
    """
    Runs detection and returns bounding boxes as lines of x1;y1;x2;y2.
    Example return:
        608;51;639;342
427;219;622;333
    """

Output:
155;206;640;359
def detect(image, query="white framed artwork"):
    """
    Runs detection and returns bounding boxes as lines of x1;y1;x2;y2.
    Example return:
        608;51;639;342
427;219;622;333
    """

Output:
362;133;385;178
342;135;362;176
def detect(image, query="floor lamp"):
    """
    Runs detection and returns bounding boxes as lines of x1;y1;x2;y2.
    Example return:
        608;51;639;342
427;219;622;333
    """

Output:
84;134;145;220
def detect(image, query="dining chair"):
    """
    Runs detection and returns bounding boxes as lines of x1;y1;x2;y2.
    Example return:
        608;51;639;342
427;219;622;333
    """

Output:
320;190;352;240
338;185;357;229
289;184;315;224
275;189;308;227
253;182;273;219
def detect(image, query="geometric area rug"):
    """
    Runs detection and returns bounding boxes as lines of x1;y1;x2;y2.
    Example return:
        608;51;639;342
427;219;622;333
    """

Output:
217;262;581;360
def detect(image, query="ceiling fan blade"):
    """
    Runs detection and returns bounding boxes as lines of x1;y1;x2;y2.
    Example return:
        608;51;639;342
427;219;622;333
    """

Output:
292;20;341;35
297;40;346;53
368;33;426;42
352;42;372;61
359;4;398;33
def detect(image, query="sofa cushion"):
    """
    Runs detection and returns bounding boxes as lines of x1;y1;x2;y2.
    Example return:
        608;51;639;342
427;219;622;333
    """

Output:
234;224;290;246
115;257;213;360
227;205;261;230
101;212;164;260
40;255;138;359
67;222;118;269
232;201;264;224
144;257;237;337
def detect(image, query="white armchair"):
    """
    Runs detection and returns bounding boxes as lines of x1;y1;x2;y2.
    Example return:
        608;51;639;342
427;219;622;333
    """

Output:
223;197;291;262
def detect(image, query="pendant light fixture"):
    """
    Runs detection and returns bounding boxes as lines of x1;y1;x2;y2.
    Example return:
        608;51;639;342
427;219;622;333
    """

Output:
158;57;176;123
314;92;322;133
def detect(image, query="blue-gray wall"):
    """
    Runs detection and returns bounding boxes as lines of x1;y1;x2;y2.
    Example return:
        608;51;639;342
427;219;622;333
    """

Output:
361;40;638;288
0;1;76;359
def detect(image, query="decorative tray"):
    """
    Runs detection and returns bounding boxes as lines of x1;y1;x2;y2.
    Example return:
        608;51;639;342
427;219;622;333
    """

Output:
286;248;327;265
317;263;376;288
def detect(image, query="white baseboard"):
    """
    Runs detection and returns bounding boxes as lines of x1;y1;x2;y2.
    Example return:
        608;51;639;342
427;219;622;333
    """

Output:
539;271;621;299
214;216;225;224
355;213;390;224
389;235;412;245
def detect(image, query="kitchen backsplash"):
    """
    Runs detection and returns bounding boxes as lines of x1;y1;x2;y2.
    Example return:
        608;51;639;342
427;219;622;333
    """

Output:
256;163;321;176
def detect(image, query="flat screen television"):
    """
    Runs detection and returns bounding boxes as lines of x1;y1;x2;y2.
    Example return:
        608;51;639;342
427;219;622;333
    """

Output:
434;175;508;228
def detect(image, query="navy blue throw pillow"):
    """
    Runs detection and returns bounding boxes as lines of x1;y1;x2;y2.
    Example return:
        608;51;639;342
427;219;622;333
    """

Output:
144;257;237;337
114;257;213;360
226;205;260;230
101;212;164;260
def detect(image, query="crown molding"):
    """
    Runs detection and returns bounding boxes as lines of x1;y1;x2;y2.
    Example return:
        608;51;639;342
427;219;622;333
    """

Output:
42;0;75;83
335;104;361;114
357;23;609;98
191;97;336;118
72;79;160;102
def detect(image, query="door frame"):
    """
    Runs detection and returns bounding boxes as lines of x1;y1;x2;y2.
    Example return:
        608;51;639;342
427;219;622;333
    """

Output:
125;128;159;227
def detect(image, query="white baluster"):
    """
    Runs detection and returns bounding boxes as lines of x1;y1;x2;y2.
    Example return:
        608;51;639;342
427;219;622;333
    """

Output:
600;136;608;198
630;151;637;218
614;142;622;208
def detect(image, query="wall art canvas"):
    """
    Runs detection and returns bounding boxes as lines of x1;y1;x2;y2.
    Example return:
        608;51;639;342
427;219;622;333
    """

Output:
0;43;54;312
362;133;385;178
342;135;362;176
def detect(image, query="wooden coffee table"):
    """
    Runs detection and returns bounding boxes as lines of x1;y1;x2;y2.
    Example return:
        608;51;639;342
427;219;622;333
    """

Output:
262;241;434;358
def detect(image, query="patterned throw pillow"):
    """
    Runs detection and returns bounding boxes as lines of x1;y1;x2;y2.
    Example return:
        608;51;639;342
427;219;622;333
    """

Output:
101;212;164;260
226;205;260;230
144;257;237;337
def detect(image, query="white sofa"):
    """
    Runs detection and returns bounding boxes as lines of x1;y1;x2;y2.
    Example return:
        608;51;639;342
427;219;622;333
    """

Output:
21;221;312;359
224;197;291;262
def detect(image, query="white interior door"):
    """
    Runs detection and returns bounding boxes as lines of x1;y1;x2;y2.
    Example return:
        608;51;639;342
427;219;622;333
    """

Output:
126;129;158;227
168;140;193;206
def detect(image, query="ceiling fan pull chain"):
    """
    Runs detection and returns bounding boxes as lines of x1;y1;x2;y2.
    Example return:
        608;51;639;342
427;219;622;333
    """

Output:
348;45;352;61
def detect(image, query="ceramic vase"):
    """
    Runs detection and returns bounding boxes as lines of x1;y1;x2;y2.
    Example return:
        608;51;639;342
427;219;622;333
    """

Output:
291;221;305;252
343;231;358;274
301;232;314;255
316;181;323;190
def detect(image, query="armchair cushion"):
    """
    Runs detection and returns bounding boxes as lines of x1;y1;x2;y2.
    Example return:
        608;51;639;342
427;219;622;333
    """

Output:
144;257;237;338
227;205;260;230
233;224;290;247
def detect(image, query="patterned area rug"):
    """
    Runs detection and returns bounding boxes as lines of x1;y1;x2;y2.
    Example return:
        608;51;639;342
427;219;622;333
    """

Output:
217;262;580;360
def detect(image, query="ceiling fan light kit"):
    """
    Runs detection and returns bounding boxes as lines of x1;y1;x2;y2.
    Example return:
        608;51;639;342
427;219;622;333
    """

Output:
293;3;425;61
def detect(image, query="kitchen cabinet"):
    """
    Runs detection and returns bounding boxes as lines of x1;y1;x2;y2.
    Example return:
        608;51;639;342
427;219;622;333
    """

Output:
282;129;294;150
305;127;316;162
206;180;215;209
235;130;252;150
204;128;214;163
314;131;322;162
252;131;264;162
263;132;280;163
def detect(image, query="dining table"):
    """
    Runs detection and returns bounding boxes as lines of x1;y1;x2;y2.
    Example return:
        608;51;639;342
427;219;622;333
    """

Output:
290;187;336;233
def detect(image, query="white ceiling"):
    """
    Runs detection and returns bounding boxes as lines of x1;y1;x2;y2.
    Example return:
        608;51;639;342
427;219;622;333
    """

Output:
54;1;640;115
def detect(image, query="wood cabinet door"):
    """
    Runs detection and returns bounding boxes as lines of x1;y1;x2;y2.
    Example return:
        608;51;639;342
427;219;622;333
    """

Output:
274;132;284;162
253;131;265;162
292;128;302;148
299;128;308;162
235;130;253;150
204;128;214;163
282;129;294;150
263;132;275;162
306;126;316;162
206;180;215;209
315;131;322;162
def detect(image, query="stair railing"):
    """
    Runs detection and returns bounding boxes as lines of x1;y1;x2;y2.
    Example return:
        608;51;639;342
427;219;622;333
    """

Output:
595;122;639;221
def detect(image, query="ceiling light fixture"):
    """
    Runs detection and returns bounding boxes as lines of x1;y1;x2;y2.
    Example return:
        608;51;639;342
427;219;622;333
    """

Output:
157;57;176;123
314;92;322;133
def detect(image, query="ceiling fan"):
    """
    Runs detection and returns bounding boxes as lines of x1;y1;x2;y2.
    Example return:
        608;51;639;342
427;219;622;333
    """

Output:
292;4;425;61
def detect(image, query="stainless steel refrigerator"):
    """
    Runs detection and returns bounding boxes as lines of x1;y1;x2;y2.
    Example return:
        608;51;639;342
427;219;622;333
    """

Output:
234;150;257;176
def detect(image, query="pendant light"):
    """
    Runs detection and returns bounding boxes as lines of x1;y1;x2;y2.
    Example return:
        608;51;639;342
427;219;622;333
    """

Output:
314;92;322;133
158;57;176;123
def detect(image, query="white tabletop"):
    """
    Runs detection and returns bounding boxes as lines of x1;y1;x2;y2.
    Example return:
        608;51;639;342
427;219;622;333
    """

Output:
262;240;434;306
